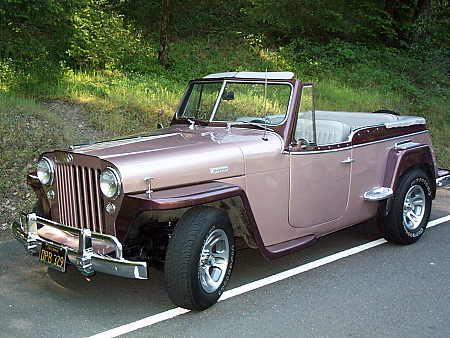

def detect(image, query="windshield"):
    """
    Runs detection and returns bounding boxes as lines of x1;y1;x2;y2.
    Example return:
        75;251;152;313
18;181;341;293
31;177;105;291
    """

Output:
178;81;292;125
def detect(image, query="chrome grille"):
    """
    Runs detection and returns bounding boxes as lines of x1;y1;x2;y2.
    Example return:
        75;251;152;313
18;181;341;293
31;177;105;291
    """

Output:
55;164;104;233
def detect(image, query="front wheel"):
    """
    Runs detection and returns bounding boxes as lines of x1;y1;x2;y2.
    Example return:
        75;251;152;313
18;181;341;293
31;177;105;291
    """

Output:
164;206;235;311
379;168;432;244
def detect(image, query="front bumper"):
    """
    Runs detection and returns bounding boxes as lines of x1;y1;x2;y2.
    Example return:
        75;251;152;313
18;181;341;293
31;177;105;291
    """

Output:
12;213;148;279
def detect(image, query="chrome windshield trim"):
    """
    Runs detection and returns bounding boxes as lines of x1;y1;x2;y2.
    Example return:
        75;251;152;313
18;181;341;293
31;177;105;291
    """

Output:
209;81;227;122
178;80;294;127
211;80;294;127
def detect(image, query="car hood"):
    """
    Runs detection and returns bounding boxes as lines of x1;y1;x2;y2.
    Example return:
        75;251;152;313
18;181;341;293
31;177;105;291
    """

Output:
72;125;282;193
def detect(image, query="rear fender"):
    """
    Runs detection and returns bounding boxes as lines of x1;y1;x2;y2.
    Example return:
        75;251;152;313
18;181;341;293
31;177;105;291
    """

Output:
383;143;436;198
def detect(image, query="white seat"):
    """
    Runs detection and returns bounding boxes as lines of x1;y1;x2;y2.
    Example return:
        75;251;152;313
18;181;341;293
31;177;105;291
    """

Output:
296;119;351;145
315;111;398;128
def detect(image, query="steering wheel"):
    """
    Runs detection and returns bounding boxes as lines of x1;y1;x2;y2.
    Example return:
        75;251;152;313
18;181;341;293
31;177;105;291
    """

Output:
248;118;266;124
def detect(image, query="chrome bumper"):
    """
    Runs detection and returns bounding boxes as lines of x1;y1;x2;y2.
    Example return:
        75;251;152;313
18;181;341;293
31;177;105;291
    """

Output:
436;174;450;189
12;213;148;279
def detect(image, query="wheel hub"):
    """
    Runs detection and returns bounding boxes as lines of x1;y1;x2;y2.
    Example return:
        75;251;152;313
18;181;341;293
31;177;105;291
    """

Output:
402;184;426;231
198;229;229;293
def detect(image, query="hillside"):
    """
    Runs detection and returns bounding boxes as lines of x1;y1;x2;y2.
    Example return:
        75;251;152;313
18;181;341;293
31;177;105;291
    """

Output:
0;1;448;238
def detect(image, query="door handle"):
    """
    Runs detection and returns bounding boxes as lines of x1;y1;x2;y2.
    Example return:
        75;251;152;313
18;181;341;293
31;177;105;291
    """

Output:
341;157;355;164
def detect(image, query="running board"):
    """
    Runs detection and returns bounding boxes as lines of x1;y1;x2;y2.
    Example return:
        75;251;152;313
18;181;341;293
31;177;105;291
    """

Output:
363;187;394;201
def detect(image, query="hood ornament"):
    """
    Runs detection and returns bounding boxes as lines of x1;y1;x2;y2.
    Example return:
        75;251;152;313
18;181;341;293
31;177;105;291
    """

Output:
144;177;154;198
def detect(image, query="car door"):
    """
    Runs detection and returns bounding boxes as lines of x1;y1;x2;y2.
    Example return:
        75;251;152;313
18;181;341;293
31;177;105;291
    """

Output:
288;85;351;228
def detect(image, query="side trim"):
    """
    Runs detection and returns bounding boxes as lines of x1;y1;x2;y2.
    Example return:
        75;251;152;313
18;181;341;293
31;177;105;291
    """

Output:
285;130;428;155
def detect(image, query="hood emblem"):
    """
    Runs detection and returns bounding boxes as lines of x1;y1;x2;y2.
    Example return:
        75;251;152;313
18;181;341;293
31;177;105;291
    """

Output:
210;166;229;174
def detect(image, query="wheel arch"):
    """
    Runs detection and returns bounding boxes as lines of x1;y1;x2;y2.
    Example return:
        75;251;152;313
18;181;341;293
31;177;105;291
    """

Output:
116;182;265;253
383;144;437;199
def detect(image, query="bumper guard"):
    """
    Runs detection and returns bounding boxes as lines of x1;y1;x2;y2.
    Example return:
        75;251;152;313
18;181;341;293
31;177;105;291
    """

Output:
12;213;148;279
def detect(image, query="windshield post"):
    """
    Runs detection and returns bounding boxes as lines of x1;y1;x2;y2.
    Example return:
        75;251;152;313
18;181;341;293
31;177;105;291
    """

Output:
209;81;227;122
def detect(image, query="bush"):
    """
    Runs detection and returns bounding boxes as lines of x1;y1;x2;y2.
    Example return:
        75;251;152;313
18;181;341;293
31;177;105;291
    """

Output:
67;0;143;70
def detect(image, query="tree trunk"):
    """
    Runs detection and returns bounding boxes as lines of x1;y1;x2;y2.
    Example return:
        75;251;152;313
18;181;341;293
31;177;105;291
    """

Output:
414;0;430;20
159;0;170;68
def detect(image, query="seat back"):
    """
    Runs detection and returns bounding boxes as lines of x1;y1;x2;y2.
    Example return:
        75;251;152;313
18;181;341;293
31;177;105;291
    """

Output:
295;119;351;145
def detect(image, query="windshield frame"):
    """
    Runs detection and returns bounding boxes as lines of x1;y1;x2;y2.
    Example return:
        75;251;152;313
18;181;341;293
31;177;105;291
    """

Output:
176;80;294;127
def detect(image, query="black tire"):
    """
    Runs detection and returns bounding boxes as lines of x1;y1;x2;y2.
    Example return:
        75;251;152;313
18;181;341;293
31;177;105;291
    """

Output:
379;168;432;244
164;206;235;311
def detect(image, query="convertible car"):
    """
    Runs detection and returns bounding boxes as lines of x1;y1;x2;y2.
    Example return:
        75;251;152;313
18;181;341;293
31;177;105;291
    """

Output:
13;71;450;310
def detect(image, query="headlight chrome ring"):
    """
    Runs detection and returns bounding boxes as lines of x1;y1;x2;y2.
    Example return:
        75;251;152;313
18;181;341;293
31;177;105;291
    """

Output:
36;157;55;185
100;167;121;199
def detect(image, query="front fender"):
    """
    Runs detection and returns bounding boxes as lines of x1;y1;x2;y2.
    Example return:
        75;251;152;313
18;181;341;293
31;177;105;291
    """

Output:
114;181;292;260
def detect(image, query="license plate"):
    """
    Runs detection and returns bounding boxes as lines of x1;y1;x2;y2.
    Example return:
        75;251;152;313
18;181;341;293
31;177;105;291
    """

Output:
39;242;67;272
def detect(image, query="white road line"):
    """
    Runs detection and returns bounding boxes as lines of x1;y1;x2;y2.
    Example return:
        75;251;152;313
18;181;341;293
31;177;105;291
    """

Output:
88;215;450;338
428;215;450;227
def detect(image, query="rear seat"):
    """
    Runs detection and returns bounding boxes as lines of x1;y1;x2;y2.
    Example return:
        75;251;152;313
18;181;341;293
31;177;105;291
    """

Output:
296;119;351;145
315;111;398;129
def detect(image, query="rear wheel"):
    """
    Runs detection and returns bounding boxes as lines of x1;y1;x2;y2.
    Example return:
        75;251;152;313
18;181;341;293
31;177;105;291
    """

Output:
164;206;235;310
379;168;432;244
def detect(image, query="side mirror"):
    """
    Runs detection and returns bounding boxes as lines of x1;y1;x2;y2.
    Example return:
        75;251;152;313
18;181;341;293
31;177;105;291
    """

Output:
222;90;235;101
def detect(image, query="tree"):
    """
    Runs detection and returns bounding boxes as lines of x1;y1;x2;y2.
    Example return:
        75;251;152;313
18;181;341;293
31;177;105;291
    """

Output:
158;0;170;68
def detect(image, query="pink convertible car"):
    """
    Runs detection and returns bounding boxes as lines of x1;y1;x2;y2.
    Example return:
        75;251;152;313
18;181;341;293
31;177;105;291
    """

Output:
13;72;450;310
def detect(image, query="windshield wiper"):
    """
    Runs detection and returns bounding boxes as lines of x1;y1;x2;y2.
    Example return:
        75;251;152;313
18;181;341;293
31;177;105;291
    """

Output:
178;116;207;129
226;121;274;132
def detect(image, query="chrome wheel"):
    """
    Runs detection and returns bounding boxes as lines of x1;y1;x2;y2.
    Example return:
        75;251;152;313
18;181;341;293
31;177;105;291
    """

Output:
403;184;426;231
198;229;230;293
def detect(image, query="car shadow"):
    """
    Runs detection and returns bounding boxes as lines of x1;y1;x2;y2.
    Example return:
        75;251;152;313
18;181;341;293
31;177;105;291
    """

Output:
45;218;382;310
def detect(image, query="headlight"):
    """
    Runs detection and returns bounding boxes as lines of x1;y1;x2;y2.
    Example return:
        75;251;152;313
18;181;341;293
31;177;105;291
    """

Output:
36;157;54;185
100;168;121;199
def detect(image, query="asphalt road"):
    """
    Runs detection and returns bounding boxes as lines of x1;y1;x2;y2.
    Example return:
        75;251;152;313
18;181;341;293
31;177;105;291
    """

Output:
1;189;449;338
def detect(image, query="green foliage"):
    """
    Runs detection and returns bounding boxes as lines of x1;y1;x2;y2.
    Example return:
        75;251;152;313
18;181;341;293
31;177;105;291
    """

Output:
67;0;143;69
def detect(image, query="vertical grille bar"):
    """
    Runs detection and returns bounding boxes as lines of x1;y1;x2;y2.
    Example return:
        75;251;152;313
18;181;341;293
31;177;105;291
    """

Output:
94;169;104;233
75;166;85;228
68;166;79;227
87;168;97;232
64;165;75;227
55;165;63;224
60;164;69;225
81;168;92;230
